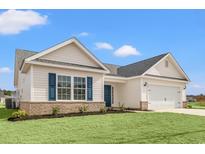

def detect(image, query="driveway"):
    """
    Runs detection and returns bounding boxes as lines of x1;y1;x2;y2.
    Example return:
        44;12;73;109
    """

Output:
155;108;205;116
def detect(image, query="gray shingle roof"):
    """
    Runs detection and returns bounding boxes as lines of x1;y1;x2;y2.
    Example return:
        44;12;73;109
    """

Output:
103;63;120;75
117;53;169;77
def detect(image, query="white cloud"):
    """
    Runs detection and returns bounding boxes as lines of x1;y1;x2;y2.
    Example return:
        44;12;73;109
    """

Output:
114;45;140;57
95;42;114;50
78;32;89;37
0;10;47;35
0;67;11;74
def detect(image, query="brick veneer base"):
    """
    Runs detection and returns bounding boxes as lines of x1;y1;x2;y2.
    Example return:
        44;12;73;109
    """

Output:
20;102;104;116
140;101;148;111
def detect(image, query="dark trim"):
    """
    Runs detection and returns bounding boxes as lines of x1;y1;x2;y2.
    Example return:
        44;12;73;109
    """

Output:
87;77;93;101
104;85;112;107
145;74;188;81
48;73;56;101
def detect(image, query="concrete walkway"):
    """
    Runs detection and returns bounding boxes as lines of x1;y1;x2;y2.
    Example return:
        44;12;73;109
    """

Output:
155;108;205;117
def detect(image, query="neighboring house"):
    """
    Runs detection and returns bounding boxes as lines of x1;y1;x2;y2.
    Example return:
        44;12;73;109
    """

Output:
187;95;197;102
0;93;12;104
0;91;5;103
14;37;190;115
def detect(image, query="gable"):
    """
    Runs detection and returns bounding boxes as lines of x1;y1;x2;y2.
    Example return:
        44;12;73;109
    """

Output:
40;42;100;68
14;49;37;86
146;56;186;79
117;53;168;77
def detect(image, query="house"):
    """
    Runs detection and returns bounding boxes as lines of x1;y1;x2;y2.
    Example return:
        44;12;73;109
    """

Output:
187;95;197;102
0;92;13;104
14;37;190;115
0;91;5;103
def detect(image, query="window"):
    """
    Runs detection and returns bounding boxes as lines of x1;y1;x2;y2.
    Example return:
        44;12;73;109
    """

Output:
57;75;71;100
74;77;86;100
165;60;169;67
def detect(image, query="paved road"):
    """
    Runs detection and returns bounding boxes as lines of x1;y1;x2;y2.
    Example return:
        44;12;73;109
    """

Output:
155;109;205;116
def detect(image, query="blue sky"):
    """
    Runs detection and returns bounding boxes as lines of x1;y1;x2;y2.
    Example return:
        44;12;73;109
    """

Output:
0;9;204;95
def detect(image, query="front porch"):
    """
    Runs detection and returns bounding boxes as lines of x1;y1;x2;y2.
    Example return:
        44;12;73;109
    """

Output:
104;75;126;108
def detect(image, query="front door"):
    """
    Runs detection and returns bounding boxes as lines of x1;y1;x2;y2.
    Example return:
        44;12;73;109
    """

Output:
104;85;111;107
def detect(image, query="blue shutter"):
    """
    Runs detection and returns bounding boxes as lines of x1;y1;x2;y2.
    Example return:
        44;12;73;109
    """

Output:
48;73;56;101
87;77;93;101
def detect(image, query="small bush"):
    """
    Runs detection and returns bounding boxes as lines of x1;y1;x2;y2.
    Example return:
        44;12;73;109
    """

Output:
187;104;192;109
78;105;88;113
99;107;107;113
52;106;60;115
11;110;27;119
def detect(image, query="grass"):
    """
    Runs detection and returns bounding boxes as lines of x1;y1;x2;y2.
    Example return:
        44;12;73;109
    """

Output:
1;106;205;143
188;102;205;109
0;103;17;119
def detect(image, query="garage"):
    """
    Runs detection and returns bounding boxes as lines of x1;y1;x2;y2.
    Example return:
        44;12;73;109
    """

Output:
148;85;181;110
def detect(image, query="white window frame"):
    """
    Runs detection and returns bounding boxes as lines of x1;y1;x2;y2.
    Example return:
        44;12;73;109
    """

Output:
73;76;87;101
56;74;87;102
56;75;72;101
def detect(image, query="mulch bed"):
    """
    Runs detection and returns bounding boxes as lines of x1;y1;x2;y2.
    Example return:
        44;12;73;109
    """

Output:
8;110;131;122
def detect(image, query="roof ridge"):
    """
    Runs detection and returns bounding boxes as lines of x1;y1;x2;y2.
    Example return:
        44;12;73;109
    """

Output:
103;63;121;67
16;48;39;54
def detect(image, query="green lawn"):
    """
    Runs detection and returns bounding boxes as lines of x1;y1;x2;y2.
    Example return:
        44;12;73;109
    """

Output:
188;102;205;109
0;103;17;119
1;106;205;143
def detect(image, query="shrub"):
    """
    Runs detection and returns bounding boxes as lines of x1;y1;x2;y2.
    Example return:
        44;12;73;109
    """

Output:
187;104;192;109
78;105;88;113
99;107;107;113
11;110;27;119
52;106;60;115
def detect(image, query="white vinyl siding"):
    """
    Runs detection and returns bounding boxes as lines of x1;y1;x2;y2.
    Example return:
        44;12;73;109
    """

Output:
31;65;104;102
146;57;184;79
105;78;141;108
121;78;141;108
17;68;31;101
41;43;100;68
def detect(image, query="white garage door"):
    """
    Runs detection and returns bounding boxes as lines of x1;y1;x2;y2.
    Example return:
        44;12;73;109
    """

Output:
148;85;181;110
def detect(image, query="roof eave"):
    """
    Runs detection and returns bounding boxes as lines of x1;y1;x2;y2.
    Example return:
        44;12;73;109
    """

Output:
28;61;109;74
